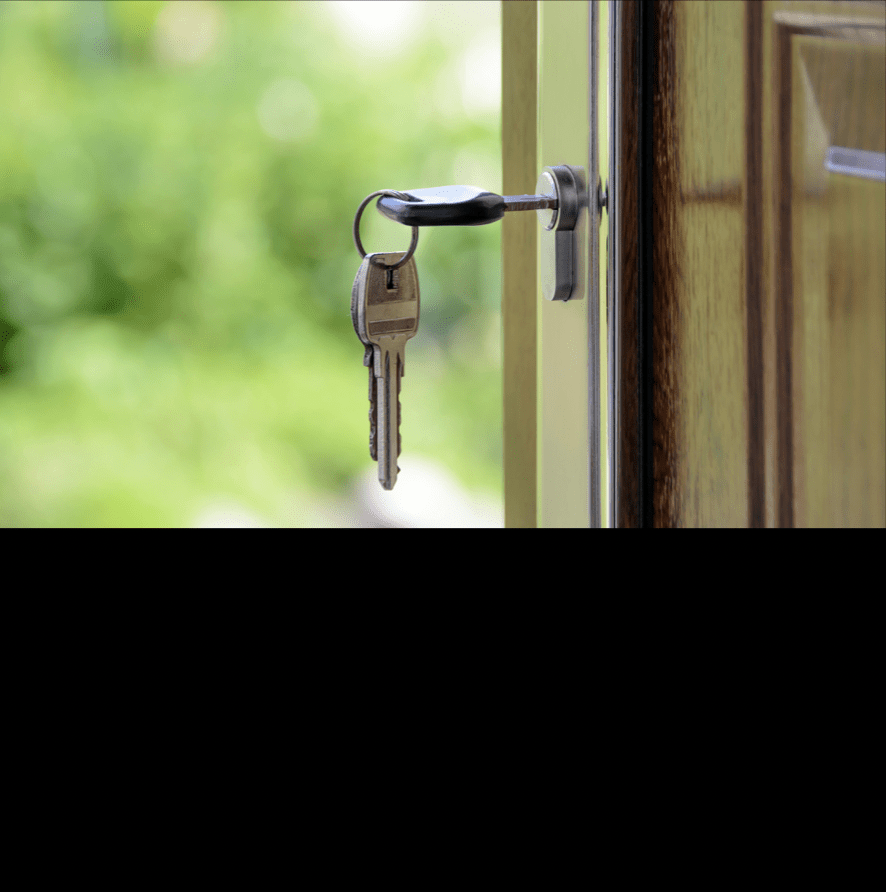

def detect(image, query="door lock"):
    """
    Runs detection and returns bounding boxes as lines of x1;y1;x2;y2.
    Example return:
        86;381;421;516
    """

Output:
374;165;595;301
535;164;582;302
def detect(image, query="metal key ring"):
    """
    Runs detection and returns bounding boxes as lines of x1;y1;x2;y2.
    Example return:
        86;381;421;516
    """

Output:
353;189;419;270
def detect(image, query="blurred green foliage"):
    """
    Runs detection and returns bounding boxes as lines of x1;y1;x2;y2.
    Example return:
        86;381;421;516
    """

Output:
0;0;503;525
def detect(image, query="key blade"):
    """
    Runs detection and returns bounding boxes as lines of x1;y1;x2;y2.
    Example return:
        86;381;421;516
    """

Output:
377;345;403;490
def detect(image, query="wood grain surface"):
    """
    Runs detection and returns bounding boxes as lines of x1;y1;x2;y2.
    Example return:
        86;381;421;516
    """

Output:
613;0;643;527
630;0;885;526
778;5;886;526
650;0;750;527
502;0;537;528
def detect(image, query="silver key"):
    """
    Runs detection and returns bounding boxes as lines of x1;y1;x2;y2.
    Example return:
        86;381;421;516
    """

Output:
352;251;420;490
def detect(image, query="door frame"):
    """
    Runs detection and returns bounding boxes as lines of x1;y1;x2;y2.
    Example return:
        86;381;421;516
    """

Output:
502;0;603;528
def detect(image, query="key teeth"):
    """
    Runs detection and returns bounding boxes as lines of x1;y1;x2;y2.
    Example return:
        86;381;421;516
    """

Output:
368;368;378;461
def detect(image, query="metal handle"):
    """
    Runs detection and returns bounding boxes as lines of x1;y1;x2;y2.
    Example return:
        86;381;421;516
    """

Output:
825;147;886;183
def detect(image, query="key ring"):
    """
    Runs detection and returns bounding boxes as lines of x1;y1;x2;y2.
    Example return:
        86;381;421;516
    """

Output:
353;189;419;270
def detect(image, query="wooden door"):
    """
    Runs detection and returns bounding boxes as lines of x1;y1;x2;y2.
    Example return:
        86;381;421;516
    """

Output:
502;0;885;527
614;0;885;527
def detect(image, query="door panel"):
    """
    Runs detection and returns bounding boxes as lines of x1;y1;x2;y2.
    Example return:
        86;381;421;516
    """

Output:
779;10;886;527
626;0;885;527
651;0;751;528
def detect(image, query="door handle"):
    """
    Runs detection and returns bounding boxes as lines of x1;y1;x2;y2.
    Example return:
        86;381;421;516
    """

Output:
824;147;886;182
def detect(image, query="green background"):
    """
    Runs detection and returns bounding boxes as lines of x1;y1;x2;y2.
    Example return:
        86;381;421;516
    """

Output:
0;0;503;526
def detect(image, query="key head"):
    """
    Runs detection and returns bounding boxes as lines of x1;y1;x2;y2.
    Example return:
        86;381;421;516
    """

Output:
376;186;505;227
354;252;420;350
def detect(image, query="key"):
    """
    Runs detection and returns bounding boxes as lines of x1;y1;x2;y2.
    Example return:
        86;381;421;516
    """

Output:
375;184;559;227
352;252;419;490
352;251;420;491
374;169;585;301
